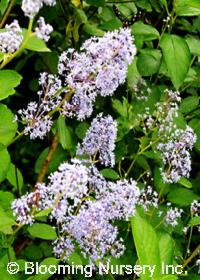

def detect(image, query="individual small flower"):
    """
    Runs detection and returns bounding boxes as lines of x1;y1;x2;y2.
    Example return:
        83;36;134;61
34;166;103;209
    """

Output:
22;0;56;18
58;28;136;119
165;207;183;227
35;17;53;42
158;126;196;183
77;113;117;167
0;20;23;53
183;226;189;235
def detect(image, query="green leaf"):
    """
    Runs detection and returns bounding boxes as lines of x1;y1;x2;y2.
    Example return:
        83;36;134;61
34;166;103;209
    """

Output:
160;276;178;280
85;0;105;6
0;149;10;182
0;191;14;210
149;0;162;12
137;49;162;76
75;122;89;139
136;155;151;171
83;23;104;36
31;258;60;280
0;104;18;145
57;116;72;150
6;163;23;190
0;70;22;101
180;96;199;114
0;208;16;234
158;232;173;265
116;2;137;16
186;36;200;56
178;177;192;189
0;0;9;16
159;0;167;8
100;18;122;31
24;32;50;52
76;8;87;23
131;210;161;279
135;0;152;11
167;188;199;206
188;216;200;226
0;267;20;280
175;0;200;16
127;58;141;89
0;52;4;63
189;118;200;151
100;169;119;180
24;244;43;260
68;252;83;266
131;21;159;41
160;34;191;89
35;208;52;218
160;34;190;89
112;98;128;118
28;223;57;240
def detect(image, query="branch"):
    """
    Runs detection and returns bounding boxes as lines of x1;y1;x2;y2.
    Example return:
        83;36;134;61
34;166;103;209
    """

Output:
182;244;200;269
37;133;59;183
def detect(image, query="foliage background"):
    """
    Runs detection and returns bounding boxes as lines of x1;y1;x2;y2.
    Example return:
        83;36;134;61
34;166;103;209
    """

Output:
0;0;200;279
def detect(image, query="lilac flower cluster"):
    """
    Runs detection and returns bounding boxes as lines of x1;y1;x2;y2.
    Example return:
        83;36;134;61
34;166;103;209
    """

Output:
191;200;200;232
35;17;53;42
38;159;96;223
22;0;56;18
191;200;200;216
158;126;196;183
0;20;23;53
98;179;140;220
142;89;181;135
16;28;135;139
52;178;140;262
12;184;47;225
139;89;196;183
12;158;141;263
165;205;183;227
132;78;151;101
137;186;158;211
58;201;125;262
58;28;136;120
77;114;117;167
16;73;65;139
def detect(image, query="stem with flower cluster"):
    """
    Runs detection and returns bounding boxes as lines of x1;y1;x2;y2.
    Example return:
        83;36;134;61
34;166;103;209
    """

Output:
0;19;33;69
